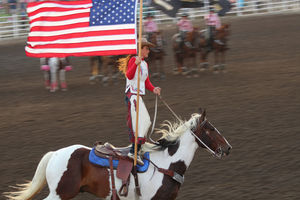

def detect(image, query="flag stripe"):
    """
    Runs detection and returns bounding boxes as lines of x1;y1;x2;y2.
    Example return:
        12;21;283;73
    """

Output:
26;44;136;53
28;24;135;37
25;0;137;57
30;17;90;28
27;1;93;13
28;7;90;19
26;49;136;58
28;33;135;45
30;12;90;24
28;39;136;49
30;21;90;32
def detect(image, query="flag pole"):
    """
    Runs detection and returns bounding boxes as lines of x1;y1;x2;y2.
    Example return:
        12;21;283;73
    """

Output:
134;0;143;167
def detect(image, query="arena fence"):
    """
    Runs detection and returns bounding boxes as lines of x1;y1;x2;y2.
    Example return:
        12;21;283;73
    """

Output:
0;0;299;40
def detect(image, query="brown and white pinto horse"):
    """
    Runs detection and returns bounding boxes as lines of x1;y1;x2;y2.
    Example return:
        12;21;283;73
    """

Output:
172;28;200;77
4;110;231;200
147;31;166;80
199;24;230;72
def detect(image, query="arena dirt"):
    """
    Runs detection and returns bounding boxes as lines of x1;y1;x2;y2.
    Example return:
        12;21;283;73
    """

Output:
0;12;300;200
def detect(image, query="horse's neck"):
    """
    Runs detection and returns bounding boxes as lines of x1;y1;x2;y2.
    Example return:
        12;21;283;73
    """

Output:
150;131;198;170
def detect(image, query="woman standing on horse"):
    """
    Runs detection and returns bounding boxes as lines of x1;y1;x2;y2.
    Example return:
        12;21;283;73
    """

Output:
118;38;161;165
204;7;222;50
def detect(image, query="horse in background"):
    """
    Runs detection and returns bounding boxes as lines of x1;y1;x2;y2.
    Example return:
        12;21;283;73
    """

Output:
146;31;166;80
40;57;72;92
172;27;199;77
4;109;231;200
89;56;123;85
199;24;230;73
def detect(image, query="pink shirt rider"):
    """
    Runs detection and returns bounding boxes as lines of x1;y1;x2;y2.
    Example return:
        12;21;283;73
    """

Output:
144;19;158;33
205;13;221;29
177;19;193;32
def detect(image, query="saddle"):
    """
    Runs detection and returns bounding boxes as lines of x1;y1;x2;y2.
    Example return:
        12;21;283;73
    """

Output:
90;142;184;200
93;142;141;199
94;142;131;158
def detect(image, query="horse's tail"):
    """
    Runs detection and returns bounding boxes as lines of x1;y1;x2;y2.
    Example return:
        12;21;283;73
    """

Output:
3;151;54;200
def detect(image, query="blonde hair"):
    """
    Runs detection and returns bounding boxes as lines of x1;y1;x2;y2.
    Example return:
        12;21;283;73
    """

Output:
118;55;134;75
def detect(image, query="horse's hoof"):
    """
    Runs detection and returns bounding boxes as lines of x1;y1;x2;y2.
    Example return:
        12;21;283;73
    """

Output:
172;68;179;75
50;83;57;92
219;64;226;70
44;80;50;89
61;83;67;91
213;65;219;70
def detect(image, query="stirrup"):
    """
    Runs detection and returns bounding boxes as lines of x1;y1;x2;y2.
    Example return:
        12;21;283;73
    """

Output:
127;152;144;165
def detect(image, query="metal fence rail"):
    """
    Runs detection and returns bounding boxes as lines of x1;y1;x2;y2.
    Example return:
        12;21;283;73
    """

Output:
0;0;299;40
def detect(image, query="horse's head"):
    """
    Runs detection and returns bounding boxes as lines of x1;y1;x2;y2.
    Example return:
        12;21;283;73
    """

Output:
191;108;232;158
216;24;230;40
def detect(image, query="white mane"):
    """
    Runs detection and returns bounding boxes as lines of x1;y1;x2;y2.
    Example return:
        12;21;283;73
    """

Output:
143;113;201;152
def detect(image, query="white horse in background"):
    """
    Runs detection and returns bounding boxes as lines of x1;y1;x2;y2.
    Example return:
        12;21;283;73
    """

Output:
40;57;72;92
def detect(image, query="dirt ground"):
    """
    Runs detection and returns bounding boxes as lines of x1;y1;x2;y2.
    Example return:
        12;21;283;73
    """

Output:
0;12;300;200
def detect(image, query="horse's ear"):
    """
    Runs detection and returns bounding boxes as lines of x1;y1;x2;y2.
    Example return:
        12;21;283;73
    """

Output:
198;108;206;119
198;108;206;117
198;107;203;114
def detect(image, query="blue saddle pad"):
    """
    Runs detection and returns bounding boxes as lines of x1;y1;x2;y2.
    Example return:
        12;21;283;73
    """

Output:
89;148;150;173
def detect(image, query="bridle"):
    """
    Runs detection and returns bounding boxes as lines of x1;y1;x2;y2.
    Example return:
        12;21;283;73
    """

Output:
149;95;223;159
144;96;224;185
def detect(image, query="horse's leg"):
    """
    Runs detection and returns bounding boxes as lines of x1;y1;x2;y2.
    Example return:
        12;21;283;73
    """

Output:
191;51;198;77
40;58;50;89
43;71;50;90
101;57;109;85
173;52;181;75
159;56;165;80
49;58;59;92
59;68;67;91
89;56;99;83
178;55;183;75
213;50;220;73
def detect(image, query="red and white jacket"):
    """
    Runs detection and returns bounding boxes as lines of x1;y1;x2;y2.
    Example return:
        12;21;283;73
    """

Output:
125;56;155;95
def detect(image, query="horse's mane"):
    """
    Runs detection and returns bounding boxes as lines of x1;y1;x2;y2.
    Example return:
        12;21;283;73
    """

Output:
142;113;201;152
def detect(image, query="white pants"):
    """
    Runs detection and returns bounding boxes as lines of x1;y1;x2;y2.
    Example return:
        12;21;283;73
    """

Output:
128;94;151;141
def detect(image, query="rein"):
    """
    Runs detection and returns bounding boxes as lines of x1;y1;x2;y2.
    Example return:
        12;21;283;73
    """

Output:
149;95;158;144
144;95;220;185
157;96;220;158
142;156;184;184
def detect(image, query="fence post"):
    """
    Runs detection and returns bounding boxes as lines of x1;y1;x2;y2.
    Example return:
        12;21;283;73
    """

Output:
266;0;271;13
12;14;19;38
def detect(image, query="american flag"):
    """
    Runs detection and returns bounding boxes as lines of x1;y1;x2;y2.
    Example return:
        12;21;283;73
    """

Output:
25;0;137;57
